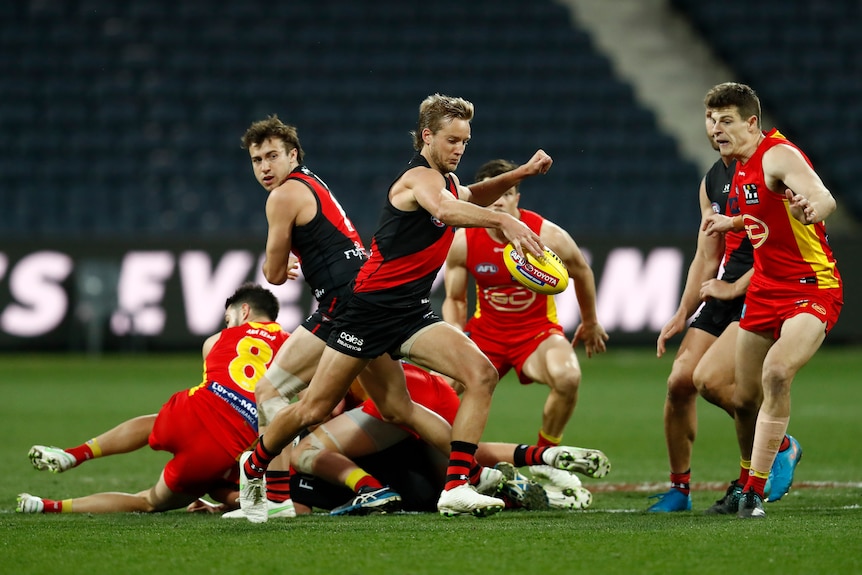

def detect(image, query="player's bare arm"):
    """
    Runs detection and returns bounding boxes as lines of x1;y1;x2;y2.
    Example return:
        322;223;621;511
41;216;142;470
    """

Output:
442;229;470;329
699;267;753;301
201;332;221;360
465;150;553;206
763;144;836;224
262;180;315;284
542;222;607;357
659;179;723;357
402;166;544;258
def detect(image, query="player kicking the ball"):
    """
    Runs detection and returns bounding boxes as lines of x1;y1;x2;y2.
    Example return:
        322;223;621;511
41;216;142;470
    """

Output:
238;94;554;521
443;159;610;496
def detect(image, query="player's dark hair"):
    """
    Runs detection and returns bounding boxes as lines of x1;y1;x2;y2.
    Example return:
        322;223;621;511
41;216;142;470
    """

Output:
704;82;762;128
225;283;279;321
475;159;519;191
241;114;305;164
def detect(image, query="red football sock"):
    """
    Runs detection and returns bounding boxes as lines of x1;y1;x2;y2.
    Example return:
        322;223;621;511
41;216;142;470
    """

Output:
65;439;101;466
243;437;276;479
266;469;292;503
513;444;550;467
670;470;691;495
41;498;65;513
745;475;768;498
444;441;478;490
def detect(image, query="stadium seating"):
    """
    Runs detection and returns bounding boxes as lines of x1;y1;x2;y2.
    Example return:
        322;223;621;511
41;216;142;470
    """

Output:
2;0;738;240
671;0;862;220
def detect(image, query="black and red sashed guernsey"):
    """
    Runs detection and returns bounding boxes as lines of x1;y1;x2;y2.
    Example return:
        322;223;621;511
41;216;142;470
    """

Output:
288;165;367;301
704;159;753;283
353;154;458;307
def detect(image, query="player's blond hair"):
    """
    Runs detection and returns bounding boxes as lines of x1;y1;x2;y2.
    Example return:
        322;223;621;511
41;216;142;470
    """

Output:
411;94;474;151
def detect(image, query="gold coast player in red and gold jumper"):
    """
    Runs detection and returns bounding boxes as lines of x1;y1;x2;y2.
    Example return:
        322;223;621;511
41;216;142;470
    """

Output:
702;82;842;519
444;159;610;494
17;284;288;514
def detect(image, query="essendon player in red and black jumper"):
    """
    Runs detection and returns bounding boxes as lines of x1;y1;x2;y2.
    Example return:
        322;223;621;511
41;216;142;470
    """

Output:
286;165;367;316
239;96;556;520
688;158;753;336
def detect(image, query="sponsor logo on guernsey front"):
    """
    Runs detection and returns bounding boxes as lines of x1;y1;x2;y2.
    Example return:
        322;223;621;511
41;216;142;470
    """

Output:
430;216;445;228
336;331;364;352
207;382;257;428
343;241;366;260
743;183;759;205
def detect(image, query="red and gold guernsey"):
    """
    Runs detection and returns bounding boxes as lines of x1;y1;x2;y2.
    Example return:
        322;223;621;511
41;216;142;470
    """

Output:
353;154;458;307
735;129;841;293
464;209;558;331
187;321;288;452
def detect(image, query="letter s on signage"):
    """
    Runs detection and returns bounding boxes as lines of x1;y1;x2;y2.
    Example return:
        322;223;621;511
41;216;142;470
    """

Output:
1;251;74;337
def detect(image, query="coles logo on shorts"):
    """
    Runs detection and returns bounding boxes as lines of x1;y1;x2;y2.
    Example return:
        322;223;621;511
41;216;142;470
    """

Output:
336;331;364;352
812;303;827;316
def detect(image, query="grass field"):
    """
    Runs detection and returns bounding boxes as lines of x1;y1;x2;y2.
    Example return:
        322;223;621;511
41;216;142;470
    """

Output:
3;346;861;575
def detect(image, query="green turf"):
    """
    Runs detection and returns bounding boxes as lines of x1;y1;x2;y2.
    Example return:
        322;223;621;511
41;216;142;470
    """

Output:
3;347;861;575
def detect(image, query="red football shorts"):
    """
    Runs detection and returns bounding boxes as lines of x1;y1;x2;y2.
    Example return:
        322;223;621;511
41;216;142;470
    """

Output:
149;390;256;495
740;286;843;339
466;319;565;384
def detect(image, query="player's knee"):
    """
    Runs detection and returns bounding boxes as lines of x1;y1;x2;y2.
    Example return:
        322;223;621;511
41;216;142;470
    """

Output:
463;362;499;393
548;367;580;398
761;362;793;395
666;367;697;402
259;395;291;428
254;377;277;403
292;435;323;474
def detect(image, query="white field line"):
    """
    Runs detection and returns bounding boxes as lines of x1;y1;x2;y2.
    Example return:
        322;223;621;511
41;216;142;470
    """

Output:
590;481;862;493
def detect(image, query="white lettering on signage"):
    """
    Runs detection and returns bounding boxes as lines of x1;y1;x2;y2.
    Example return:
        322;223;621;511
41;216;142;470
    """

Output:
180;250;255;335
111;251;175;335
1;251;73;336
596;248;681;331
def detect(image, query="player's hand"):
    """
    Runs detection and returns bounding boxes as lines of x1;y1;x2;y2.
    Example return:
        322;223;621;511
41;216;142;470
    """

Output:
700;278;735;301
286;255;301;281
572;322;609;358
500;214;544;259
701;213;733;236
520;150;553;176
656;311;686;358
186;498;226;514
786;189;818;224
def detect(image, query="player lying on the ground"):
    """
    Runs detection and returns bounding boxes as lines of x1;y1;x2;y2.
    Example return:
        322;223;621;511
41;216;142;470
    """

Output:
17;284;289;515
219;362;609;517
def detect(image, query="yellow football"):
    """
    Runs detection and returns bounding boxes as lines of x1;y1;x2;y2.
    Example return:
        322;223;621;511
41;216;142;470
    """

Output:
502;244;569;295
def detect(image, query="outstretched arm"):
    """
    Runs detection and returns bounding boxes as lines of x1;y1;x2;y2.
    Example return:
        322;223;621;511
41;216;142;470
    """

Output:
465;150;553;206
